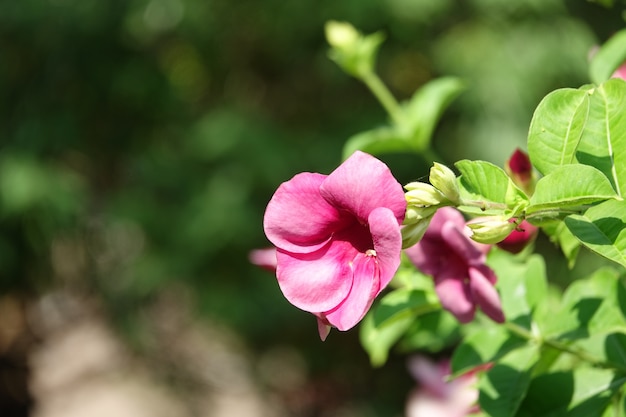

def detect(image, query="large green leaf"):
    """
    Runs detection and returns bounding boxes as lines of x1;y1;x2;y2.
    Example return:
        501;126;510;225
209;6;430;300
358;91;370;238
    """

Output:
527;164;618;214
527;80;626;197
590;28;626;85
576;79;626;196
527;88;589;175
541;267;626;341
488;249;548;327
564;199;626;269
455;159;528;207
479;345;540;417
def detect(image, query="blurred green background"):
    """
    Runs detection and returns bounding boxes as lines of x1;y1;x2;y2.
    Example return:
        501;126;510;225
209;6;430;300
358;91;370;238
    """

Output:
1;0;625;415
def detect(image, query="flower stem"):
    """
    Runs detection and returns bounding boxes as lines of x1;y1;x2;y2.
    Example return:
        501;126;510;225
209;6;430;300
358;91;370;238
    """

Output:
361;71;403;125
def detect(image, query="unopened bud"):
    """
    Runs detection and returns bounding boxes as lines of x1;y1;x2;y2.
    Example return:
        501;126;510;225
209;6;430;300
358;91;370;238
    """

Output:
505;149;535;195
467;216;516;244
325;21;359;51
405;182;447;206
429;162;460;204
402;216;433;248
324;20;384;78
404;205;438;224
497;220;538;254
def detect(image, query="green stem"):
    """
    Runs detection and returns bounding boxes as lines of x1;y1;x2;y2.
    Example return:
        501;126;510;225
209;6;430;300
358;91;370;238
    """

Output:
361;71;403;125
505;322;626;373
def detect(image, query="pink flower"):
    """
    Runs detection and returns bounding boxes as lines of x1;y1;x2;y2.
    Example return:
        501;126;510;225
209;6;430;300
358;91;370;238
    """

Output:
405;207;504;323
263;151;406;340
496;220;538;254
406;356;481;417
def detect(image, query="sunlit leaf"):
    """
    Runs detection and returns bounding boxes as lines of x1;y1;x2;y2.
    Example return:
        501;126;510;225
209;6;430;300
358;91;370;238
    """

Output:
565;199;626;269
451;325;526;377
527;164;618;213
455;159;528;207
479;345;540;417
527;88;589;175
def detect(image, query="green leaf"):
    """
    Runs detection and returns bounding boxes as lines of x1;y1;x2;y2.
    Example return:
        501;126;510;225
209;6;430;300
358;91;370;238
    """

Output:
401;76;465;152
359;309;413;367
398;310;461;353
479;345;540;417
488;249;548;327
543;267;625;340
541;220;582;268
590;28;626;85
576;79;626;196
527;88;590;176
455;159;529;207
564;199;626;269
360;287;440;366
566;367;626;417
527;80;626;197
527;164;618;213
451;325;526;377
342;127;415;160
371;287;439;328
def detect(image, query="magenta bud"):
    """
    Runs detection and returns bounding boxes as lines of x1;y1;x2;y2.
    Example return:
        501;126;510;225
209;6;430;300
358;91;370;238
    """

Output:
496;220;538;254
505;148;535;195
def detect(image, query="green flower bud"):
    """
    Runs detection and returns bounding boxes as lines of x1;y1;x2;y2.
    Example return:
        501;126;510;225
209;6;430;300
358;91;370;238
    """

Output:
404;205;438;224
324;20;384;78
467;216;516;244
401;216;433;248
405;182;447;206
429;162;460;204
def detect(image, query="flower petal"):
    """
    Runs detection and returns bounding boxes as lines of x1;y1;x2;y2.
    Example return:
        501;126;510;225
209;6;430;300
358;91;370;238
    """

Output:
423;207;465;239
369;207;403;289
469;266;505;323
404;238;443;276
248;247;278;271
323;252;380;331
434;273;475;323
440;221;485;265
264;172;351;254
275;239;356;313
319;151;406;225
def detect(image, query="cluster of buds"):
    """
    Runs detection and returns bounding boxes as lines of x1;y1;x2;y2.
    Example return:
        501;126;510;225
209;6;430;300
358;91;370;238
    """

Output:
402;163;460;248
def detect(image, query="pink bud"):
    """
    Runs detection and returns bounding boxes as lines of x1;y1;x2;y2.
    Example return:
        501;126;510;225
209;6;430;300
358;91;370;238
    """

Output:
505;148;535;195
612;62;626;80
497;220;538;254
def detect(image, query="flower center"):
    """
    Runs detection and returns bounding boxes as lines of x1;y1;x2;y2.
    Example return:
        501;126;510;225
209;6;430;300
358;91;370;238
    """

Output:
365;249;377;257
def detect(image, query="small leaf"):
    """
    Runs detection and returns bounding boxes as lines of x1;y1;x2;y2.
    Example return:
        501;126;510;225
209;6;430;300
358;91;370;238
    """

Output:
371;288;439;328
401;77;465;151
527;164;618;213
590;28;626;85
564;199;626;269
342;127;414;160
479;345;540;417
456;159;528;207
360;287;440;367
359;310;412;367
527;88;590;176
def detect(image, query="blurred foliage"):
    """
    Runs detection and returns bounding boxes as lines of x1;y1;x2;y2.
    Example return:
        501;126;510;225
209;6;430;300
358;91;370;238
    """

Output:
1;0;625;415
